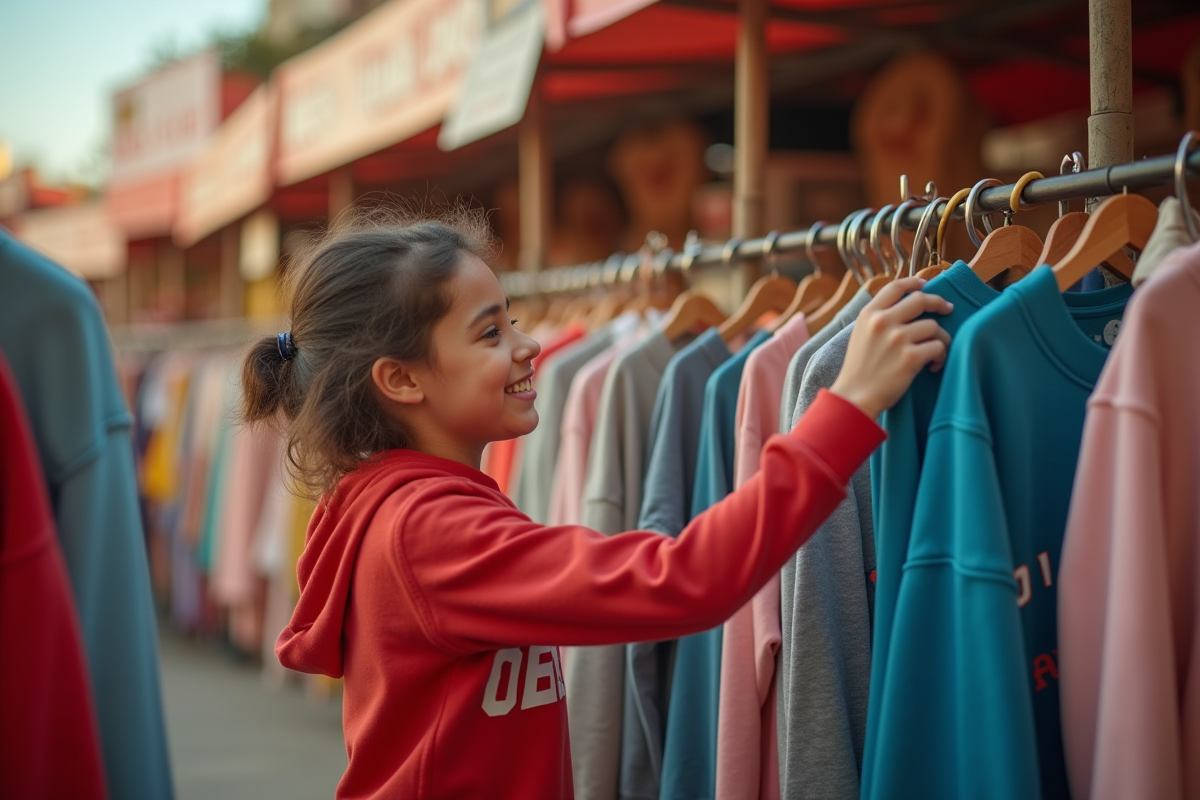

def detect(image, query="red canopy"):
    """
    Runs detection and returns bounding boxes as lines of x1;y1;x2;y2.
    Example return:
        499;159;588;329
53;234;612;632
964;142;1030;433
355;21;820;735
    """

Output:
541;0;1200;126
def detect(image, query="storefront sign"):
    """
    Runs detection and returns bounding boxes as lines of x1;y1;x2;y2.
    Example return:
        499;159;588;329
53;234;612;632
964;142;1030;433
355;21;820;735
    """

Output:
14;202;126;280
439;2;544;150
108;51;221;238
110;51;221;187
175;86;273;247
276;0;487;184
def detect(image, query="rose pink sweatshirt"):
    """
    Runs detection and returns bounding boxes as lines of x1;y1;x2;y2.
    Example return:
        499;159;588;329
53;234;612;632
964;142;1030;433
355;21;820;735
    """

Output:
1059;240;1200;800
716;314;810;800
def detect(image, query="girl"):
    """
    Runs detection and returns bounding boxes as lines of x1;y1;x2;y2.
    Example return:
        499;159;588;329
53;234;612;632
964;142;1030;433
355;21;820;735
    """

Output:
243;210;952;799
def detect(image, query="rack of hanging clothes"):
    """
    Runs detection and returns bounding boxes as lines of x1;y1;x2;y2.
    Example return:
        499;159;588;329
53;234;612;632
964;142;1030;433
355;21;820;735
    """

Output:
110;316;343;696
496;134;1200;800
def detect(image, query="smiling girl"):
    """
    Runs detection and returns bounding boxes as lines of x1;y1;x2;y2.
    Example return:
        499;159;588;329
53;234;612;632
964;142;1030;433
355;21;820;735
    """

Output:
242;210;951;799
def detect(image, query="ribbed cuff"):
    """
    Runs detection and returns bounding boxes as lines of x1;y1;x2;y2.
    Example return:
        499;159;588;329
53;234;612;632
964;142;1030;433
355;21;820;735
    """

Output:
790;389;887;485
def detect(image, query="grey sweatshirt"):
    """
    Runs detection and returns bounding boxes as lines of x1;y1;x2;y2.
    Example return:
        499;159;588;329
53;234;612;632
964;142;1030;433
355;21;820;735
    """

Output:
622;328;731;800
778;290;871;433
777;321;875;800
567;329;686;800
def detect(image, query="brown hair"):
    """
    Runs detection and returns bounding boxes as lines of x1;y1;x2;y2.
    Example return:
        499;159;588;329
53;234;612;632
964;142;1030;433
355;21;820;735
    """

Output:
241;205;496;498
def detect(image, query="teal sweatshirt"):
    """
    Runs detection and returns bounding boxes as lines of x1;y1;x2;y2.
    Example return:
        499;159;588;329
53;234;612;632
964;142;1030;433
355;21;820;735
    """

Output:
660;329;769;800
861;262;999;797
866;266;1130;800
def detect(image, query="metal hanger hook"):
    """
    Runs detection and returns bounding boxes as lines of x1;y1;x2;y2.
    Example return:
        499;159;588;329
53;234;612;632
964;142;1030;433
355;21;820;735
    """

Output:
1175;131;1200;243
805;221;826;274
847;209;876;283
836;211;864;281
890;199;920;275
722;237;743;268
680;230;702;274
908;197;946;277
870;205;896;277
964;178;1004;247
1058;152;1086;217
761;230;781;275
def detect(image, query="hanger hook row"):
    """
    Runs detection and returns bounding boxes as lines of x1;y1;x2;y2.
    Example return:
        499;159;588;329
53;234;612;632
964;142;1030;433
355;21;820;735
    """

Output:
1175;130;1200;243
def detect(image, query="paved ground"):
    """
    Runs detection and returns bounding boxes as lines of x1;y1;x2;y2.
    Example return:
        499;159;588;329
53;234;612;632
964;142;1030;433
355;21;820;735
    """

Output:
159;626;348;799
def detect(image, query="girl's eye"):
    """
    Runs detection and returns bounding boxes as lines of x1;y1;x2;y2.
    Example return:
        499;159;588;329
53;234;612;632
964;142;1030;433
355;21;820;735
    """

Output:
483;326;501;339
510;318;520;328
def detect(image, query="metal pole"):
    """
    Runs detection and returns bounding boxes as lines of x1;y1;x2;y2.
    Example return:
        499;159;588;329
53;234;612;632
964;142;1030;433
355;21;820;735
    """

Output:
518;79;552;272
1087;0;1134;208
500;149;1200;296
733;0;769;292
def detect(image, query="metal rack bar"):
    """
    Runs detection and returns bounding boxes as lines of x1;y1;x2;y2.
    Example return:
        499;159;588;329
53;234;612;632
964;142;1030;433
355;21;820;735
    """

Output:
502;148;1200;297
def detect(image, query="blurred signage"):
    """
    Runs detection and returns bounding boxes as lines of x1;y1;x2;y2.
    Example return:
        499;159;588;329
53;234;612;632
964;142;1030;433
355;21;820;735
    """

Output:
175;86;273;246
439;2;544;150
14;202;126;280
240;209;280;281
110;51;221;187
276;0;487;184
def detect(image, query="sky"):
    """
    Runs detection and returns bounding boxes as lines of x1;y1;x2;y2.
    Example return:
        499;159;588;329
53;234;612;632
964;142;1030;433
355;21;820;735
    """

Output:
0;0;265;186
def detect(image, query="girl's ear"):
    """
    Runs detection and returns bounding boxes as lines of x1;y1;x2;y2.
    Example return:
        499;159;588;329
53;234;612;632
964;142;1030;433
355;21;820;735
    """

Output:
371;357;424;405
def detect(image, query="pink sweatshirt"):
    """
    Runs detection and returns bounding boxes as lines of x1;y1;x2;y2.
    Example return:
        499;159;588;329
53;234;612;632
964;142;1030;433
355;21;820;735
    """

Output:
1059;240;1200;800
716;314;810;800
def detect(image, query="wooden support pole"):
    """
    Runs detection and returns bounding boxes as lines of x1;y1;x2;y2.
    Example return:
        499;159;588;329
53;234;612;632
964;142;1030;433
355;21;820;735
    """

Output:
734;0;769;295
518;81;552;272
1087;0;1134;206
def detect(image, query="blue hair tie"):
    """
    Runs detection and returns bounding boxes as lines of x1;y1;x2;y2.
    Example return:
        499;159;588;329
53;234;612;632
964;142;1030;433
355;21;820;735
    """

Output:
276;331;297;361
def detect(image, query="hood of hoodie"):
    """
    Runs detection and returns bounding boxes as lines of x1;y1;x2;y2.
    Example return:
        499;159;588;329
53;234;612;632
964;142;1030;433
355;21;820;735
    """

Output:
275;449;499;678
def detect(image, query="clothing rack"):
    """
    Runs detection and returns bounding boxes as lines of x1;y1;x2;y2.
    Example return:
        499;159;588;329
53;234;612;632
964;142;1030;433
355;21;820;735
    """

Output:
501;147;1200;298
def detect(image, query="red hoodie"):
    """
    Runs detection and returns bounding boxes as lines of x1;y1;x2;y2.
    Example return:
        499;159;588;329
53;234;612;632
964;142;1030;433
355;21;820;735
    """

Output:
276;388;884;799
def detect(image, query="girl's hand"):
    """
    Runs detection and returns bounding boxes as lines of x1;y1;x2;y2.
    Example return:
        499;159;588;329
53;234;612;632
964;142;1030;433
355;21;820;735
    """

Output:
830;277;954;419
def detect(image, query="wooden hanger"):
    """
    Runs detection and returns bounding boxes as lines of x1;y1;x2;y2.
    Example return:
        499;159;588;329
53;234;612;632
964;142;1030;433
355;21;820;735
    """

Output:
1052;193;1157;291
967;225;1043;283
716;233;796;342
662;289;727;341
1037;211;1139;277
805;271;859;335
770;222;840;332
967;172;1045;283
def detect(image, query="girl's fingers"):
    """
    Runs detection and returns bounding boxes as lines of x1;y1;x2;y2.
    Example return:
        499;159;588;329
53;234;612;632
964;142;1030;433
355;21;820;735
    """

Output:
910;339;949;373
870;277;926;308
902;319;950;346
885;290;955;324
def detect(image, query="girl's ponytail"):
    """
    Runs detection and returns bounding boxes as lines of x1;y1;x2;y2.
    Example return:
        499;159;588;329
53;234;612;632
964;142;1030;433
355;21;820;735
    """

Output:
241;333;301;424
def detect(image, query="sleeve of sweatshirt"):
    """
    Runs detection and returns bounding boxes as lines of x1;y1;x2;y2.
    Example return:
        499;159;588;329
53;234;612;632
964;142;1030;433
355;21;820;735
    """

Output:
392;389;884;653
